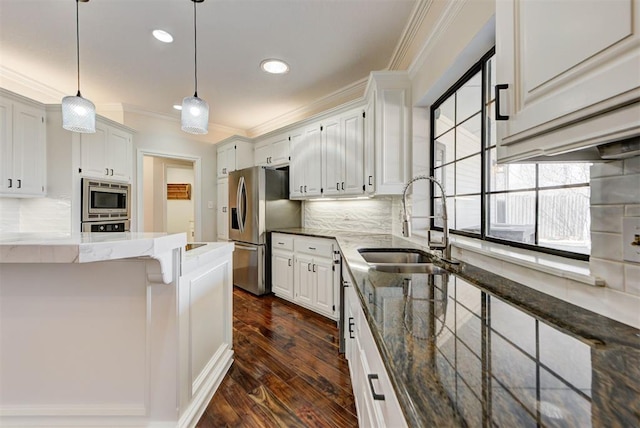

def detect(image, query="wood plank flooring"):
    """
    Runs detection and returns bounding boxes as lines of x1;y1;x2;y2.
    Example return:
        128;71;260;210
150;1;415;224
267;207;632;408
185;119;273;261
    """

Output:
197;287;358;428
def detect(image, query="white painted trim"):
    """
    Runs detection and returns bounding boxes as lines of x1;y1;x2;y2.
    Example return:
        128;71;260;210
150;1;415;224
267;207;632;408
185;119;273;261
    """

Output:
136;149;202;242
247;78;367;138
122;104;247;137
387;0;435;71
407;0;469;79
0;404;146;417
178;349;234;428
191;343;228;396
0;66;65;102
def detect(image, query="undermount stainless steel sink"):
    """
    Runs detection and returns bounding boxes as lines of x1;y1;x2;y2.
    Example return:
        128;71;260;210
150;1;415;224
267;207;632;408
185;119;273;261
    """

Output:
358;248;447;274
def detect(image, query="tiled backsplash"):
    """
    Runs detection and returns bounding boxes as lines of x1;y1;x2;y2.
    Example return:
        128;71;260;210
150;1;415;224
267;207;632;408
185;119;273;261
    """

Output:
304;197;403;234
0;197;71;233
590;155;640;296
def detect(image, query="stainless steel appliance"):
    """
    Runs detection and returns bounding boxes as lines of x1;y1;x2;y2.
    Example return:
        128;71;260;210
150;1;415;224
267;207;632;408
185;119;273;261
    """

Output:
229;166;301;295
81;178;131;232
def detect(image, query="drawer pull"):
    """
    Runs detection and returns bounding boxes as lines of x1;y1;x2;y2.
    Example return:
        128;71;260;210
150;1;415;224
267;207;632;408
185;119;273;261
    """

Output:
312;264;316;273
277;242;285;245
367;374;385;401
495;83;510;121
288;259;292;267
307;263;311;271
308;247;316;250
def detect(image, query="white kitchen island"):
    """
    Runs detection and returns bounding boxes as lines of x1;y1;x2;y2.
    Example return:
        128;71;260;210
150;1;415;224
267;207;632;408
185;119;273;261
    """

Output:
0;232;234;428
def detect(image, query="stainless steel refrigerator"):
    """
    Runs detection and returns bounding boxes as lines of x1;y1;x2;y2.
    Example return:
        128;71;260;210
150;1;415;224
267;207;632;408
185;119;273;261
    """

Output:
229;166;301;295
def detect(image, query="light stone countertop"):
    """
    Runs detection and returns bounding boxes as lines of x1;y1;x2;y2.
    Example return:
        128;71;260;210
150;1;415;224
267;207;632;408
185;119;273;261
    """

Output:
0;232;187;264
181;241;235;275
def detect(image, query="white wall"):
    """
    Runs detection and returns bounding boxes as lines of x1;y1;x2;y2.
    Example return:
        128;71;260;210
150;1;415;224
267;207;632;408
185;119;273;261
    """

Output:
124;111;236;242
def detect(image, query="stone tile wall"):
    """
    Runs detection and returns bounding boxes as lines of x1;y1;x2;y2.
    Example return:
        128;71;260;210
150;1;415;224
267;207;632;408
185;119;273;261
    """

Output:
590;156;640;296
0;197;72;233
304;197;401;234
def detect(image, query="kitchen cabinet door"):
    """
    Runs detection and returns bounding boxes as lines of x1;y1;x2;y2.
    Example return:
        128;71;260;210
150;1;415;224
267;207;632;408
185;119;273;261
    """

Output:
496;0;640;162
253;140;270;167
80;120;132;182
294;255;314;306
108;126;132;182
289;129;304;198
272;251;294;300
304;125;323;197
217;144;233;178
0;93;46;197
342;108;365;196
216;178;228;241
314;257;336;318
364;96;375;195
322;117;342;197
270;135;290;165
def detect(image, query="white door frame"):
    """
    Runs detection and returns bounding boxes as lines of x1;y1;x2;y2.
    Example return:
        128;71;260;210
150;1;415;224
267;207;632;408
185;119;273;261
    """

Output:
136;148;202;241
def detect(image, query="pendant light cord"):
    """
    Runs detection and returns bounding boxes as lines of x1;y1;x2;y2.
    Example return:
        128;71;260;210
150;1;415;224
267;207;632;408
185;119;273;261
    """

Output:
193;0;198;98
75;0;81;97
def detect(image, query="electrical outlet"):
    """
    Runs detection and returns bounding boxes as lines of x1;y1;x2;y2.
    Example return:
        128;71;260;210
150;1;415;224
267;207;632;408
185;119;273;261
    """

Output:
207;201;214;209
623;217;640;263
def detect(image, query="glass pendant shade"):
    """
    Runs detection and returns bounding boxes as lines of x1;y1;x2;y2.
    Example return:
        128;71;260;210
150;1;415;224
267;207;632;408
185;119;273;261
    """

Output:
181;95;209;134
62;93;96;133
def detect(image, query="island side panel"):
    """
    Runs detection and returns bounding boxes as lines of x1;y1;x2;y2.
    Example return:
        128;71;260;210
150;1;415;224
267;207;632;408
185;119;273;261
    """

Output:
0;258;179;426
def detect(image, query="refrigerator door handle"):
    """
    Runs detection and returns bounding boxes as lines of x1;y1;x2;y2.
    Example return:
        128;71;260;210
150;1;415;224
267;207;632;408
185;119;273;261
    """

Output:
237;176;247;233
235;243;258;251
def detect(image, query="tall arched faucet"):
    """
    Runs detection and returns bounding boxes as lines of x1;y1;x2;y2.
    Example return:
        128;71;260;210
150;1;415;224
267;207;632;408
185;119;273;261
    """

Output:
402;175;450;260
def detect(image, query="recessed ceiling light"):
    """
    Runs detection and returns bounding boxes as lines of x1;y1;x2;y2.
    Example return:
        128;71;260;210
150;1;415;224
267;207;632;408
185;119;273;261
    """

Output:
153;29;174;43
173;104;182;111
260;59;290;74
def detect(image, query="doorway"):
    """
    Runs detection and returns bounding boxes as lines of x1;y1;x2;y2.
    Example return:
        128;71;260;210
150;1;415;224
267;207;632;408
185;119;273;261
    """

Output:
138;152;201;242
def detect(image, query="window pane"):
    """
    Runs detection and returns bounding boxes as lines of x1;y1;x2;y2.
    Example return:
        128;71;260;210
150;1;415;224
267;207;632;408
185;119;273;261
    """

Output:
435;96;455;137
456;195;481;233
456;155;481;195
488;148;536;191
456;113;482;159
486;105;496;147
539;163;590;187
488;192;536;244
456;72;482;123
538;187;591;254
435;130;455;166
434;196;455;230
434;164;455;197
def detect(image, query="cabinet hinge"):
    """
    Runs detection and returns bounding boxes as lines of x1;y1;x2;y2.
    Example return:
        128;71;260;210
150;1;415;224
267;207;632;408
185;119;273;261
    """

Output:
78;168;82;173
362;184;365;191
321;188;323;194
288;136;291;141
333;305;336;311
41;117;44;123
332;265;335;271
362;111;365;118
320;126;323;131
234;145;237;149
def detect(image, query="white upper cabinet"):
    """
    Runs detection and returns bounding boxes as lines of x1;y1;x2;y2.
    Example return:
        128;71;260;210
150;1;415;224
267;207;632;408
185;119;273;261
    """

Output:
290;124;323;199
364;72;411;195
80;118;132;182
216;136;253;178
289;129;305;198
254;133;290;167
322;108;365;197
496;0;640;162
0;91;46;197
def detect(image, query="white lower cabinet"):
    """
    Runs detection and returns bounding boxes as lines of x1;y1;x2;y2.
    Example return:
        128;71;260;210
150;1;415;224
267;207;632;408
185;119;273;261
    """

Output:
344;276;407;428
271;233;339;320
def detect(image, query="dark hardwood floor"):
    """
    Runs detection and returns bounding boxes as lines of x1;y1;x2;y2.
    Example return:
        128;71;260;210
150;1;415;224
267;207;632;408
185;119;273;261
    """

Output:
197;287;358;427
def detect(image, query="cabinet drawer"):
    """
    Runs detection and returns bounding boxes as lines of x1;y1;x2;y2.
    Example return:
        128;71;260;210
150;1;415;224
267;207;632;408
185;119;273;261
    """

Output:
272;233;294;251
295;237;334;257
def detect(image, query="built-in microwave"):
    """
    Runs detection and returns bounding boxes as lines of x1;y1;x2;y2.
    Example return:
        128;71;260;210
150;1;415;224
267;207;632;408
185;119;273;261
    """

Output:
81;178;131;223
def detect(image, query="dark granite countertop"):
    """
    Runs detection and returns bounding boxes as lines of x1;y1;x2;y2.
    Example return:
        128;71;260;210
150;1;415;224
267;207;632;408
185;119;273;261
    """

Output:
274;228;640;427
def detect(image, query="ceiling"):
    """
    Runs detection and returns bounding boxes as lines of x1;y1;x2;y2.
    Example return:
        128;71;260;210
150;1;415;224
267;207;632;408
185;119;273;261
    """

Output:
0;0;417;135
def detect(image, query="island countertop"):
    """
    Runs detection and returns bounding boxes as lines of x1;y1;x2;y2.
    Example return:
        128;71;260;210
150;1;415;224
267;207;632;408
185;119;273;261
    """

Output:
0;232;187;264
275;228;640;427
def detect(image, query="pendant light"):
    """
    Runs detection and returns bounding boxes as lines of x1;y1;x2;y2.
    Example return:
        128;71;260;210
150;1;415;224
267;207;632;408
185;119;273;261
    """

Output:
61;0;96;134
181;0;209;134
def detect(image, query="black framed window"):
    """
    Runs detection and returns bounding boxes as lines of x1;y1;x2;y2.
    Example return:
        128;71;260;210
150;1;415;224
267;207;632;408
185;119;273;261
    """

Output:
430;49;591;259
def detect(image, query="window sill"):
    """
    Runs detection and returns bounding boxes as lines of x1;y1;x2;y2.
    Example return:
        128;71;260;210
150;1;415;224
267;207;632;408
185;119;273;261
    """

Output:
450;235;602;287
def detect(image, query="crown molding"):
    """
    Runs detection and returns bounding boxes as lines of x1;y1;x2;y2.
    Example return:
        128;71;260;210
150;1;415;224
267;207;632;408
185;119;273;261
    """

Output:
120;103;247;137
407;0;468;79
246;77;367;138
0;66;66;103
387;0;434;71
